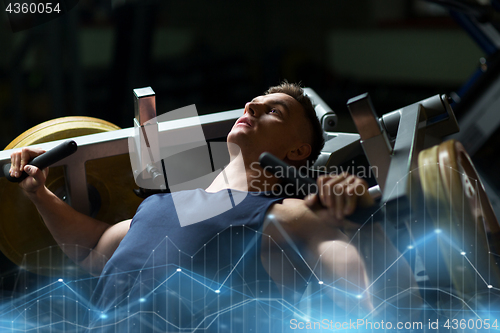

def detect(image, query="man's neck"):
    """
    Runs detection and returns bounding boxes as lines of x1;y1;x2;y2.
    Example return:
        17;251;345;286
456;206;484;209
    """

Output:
205;155;279;193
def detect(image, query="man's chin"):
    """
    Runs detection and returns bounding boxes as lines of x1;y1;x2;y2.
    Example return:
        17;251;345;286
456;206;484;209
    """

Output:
227;130;248;143
226;135;253;158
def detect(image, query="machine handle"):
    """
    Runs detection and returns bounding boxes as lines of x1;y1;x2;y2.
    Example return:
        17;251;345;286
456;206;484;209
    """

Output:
3;140;78;183
259;152;316;189
259;152;379;223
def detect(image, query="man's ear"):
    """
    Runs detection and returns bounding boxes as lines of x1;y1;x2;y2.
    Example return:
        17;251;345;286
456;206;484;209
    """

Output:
286;143;312;162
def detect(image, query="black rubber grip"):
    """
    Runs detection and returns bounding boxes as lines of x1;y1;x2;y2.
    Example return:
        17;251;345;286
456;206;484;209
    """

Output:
3;140;78;183
259;152;317;195
258;152;378;223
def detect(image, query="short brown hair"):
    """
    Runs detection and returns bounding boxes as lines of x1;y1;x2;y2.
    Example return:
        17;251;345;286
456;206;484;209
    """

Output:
265;82;325;165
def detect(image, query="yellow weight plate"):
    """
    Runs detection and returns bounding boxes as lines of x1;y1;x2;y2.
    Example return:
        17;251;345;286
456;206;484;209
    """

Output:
418;139;500;296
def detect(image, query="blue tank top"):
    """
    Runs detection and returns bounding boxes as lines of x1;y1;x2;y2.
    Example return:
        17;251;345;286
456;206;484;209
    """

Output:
88;189;305;332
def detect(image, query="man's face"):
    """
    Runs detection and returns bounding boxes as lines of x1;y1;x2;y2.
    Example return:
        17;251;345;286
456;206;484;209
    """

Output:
227;93;310;163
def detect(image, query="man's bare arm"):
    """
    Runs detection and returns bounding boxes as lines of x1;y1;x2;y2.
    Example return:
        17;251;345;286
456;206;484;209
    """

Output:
10;147;130;275
79;219;131;275
261;174;421;318
262;198;375;312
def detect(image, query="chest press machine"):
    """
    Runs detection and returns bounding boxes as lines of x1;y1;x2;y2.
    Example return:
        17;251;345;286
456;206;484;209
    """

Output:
0;88;499;312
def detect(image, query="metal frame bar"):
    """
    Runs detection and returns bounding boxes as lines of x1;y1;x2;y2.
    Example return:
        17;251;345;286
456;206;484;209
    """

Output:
347;94;459;217
347;93;392;192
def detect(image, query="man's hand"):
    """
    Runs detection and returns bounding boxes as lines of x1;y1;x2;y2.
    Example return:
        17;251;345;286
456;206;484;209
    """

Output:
9;147;48;195
304;173;374;223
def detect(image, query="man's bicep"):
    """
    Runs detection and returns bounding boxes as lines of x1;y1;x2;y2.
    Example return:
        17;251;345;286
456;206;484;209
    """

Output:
261;200;342;283
262;200;372;308
79;219;131;275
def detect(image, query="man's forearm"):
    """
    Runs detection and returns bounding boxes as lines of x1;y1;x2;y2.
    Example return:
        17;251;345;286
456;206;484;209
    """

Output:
26;186;111;263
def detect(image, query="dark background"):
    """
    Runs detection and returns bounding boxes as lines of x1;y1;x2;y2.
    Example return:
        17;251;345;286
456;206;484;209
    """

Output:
0;0;497;293
0;0;487;142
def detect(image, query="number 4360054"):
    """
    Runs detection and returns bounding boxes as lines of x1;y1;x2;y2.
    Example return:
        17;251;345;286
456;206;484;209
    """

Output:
6;3;61;14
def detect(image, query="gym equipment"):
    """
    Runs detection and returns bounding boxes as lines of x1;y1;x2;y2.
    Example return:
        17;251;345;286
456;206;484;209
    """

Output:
0;117;143;276
417;139;500;296
347;92;500;298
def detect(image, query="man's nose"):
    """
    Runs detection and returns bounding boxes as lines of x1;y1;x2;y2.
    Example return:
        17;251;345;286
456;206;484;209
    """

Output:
245;102;264;117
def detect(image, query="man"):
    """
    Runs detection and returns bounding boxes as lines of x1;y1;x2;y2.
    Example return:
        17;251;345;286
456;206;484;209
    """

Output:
9;82;419;331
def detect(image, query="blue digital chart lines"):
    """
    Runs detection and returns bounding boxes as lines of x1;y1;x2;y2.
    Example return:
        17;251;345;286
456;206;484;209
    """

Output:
1;163;500;332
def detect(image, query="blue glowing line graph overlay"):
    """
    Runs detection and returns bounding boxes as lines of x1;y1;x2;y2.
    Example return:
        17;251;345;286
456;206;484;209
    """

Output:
1;164;500;332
